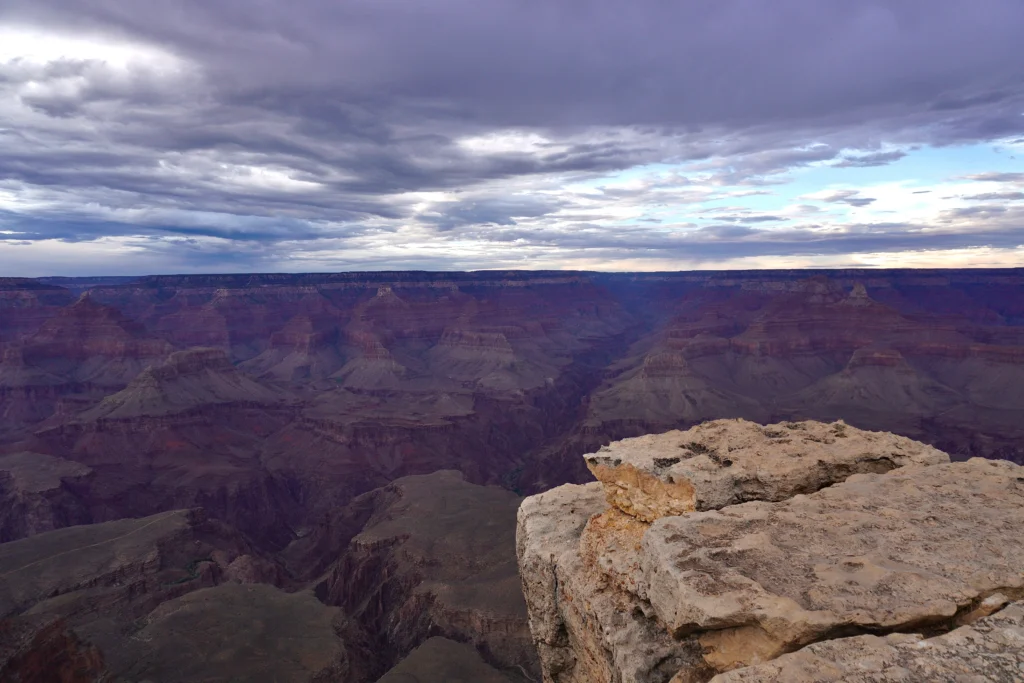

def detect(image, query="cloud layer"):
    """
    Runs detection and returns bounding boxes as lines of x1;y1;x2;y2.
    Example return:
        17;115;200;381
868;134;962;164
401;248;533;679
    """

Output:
1;0;1023;274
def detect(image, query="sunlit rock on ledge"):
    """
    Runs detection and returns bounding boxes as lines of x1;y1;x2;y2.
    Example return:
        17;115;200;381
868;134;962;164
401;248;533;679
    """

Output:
583;418;948;522
518;419;1024;683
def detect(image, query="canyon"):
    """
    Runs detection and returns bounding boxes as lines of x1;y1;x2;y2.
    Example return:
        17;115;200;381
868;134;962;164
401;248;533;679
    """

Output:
1;269;1023;680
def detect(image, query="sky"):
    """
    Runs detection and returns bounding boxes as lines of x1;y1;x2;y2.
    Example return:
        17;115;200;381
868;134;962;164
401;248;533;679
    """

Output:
0;1;1023;276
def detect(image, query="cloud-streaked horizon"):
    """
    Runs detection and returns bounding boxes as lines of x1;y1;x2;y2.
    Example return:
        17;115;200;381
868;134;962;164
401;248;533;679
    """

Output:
1;0;1023;276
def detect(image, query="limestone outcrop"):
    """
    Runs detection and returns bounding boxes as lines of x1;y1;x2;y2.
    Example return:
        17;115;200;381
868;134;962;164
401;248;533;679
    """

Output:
518;419;1024;683
584;419;947;522
518;483;709;683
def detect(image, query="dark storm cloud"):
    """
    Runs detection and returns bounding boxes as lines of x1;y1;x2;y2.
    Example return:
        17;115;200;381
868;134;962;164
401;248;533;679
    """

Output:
11;0;1023;127
1;0;1024;269
694;225;761;240
0;210;367;243
459;205;1024;262
421;195;568;231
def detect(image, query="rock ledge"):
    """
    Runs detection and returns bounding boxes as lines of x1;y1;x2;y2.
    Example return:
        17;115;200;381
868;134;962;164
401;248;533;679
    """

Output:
584;419;947;522
518;419;1024;683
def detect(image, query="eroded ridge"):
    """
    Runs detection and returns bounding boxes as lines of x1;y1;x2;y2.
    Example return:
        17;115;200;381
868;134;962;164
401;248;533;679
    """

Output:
518;419;1024;683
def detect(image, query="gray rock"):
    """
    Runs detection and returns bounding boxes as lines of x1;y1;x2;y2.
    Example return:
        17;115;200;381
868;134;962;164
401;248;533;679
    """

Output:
520;422;1024;683
642;458;1024;672
584;419;948;522
710;600;1024;683
517;483;709;683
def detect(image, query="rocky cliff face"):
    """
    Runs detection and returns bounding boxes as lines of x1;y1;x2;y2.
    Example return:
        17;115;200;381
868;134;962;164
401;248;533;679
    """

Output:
0;452;92;541
319;470;538;681
4;269;1024;552
536;272;1024;484
517;419;1024;683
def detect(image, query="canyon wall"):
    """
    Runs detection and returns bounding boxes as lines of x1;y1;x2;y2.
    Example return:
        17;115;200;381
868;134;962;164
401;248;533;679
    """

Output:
2;269;1024;678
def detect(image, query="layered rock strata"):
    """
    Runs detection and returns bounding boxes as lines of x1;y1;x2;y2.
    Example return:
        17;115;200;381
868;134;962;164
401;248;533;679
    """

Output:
518;419;1024;683
78;347;282;419
0;509;275;618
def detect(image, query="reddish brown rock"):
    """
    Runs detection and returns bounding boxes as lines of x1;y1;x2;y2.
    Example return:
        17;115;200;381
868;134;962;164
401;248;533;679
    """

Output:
240;313;345;382
3;270;1024;681
0;614;109;683
0;280;75;344
23;294;173;386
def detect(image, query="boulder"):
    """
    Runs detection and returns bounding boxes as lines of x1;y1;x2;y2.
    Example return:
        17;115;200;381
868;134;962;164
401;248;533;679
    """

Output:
584;419;948;522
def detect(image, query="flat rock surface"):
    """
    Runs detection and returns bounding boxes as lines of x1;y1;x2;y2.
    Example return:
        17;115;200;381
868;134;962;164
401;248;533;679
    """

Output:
584;419;949;522
376;637;514;683
710;600;1024;683
0;452;92;493
0;510;194;616
641;458;1024;670
113;583;348;683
